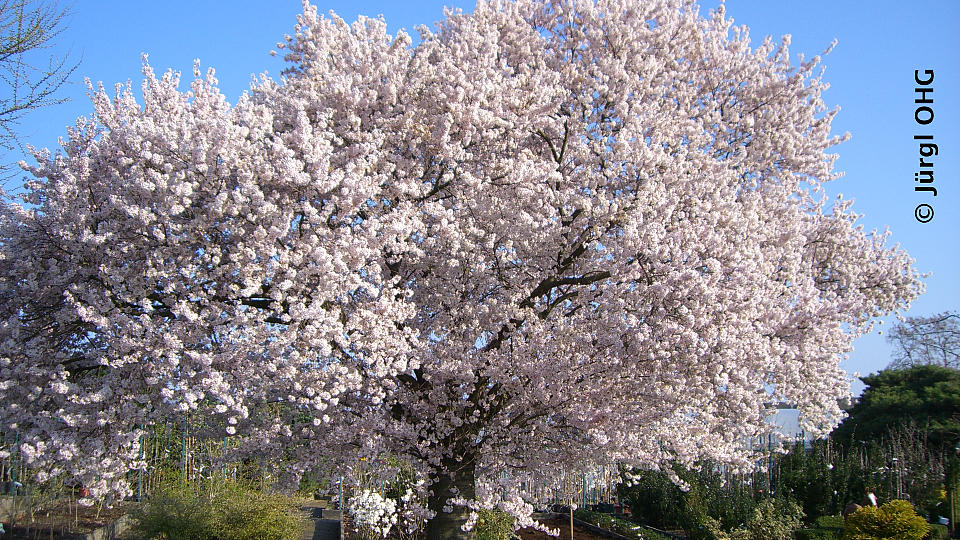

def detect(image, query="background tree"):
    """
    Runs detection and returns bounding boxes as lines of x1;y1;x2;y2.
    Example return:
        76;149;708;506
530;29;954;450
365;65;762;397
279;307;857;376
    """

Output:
0;0;922;537
618;468;685;530
0;0;77;178
887;311;960;370
832;366;960;451
620;463;757;538
775;430;946;521
775;439;842;520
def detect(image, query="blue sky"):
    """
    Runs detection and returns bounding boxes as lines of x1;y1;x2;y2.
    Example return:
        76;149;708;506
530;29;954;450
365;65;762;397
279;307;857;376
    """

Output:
4;1;958;394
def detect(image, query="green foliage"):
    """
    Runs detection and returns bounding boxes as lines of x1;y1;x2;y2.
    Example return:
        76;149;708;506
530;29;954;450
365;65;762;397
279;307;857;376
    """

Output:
774;440;853;519
296;471;328;498
795;529;841;540
131;479;217;540
620;463;756;538
131;474;305;540
842;500;930;540
814;515;844;529
794;514;844;540
774;429;946;522
683;467;755;534
923;523;949;540
621;468;683;529
209;483;306;540
679;477;720;540
703;498;804;540
833;366;960;450
474;509;515;540
573;509;675;540
745;498;805;540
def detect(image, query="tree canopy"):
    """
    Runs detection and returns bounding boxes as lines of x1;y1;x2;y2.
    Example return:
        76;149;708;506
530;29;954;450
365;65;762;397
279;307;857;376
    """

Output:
0;0;922;537
832;365;960;450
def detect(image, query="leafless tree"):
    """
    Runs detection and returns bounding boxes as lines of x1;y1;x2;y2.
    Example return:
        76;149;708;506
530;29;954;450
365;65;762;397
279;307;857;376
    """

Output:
881;421;945;511
1;0;77;177
887;311;960;369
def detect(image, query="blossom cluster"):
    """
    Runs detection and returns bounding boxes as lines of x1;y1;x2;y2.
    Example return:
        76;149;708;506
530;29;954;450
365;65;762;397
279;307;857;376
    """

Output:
348;489;399;538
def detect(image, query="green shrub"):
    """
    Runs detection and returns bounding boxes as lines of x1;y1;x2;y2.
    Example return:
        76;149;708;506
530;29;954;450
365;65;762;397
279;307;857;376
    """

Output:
678;481;716;540
622;469;684;529
130;481;216;540
747;498;805;540
474;508;515;540
795;528;841;540
814;515;844;530
621;463;755;535
704;498;804;540
924;523;949;540
210;484;306;540
296;473;327;499
131;477;305;540
793;514;844;540
842;500;930;540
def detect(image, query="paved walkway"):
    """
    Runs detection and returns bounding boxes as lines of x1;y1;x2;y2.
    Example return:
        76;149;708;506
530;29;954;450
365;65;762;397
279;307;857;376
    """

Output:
301;500;341;540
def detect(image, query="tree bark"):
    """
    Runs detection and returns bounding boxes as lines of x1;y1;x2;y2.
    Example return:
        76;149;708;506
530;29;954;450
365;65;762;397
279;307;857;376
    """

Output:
425;459;477;540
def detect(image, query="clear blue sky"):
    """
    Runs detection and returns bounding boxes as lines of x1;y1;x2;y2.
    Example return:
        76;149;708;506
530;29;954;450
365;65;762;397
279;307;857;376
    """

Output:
5;1;958;394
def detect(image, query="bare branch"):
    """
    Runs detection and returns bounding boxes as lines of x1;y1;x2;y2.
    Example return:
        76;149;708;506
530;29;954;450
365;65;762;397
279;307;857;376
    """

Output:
887;311;960;369
1;0;78;178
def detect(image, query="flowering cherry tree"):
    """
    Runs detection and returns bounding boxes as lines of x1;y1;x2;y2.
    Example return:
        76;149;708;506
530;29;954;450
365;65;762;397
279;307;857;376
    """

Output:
0;0;921;537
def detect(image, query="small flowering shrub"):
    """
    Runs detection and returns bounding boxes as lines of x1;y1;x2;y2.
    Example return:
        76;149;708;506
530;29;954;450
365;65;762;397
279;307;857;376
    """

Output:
349;489;399;539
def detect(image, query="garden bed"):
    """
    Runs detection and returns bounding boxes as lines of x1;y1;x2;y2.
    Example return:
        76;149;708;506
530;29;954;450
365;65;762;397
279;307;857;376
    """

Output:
518;514;680;540
1;499;133;539
517;517;615;540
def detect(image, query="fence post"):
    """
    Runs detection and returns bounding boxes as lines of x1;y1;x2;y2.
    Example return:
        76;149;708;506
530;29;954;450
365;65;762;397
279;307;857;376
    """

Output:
9;431;18;495
138;425;144;502
182;417;188;480
768;433;774;495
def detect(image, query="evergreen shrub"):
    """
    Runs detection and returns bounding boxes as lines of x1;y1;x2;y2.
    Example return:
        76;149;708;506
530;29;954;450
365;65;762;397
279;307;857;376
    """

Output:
842;500;929;540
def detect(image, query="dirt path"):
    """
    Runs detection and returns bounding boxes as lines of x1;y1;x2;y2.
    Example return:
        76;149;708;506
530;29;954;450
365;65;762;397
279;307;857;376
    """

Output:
301;500;341;540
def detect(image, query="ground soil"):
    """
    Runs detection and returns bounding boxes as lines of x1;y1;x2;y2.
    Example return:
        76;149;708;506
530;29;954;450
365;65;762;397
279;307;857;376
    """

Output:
516;517;614;540
2;499;132;539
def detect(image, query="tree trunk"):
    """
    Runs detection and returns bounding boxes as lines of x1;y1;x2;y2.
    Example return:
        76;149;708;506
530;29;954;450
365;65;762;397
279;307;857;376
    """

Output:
425;459;477;540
